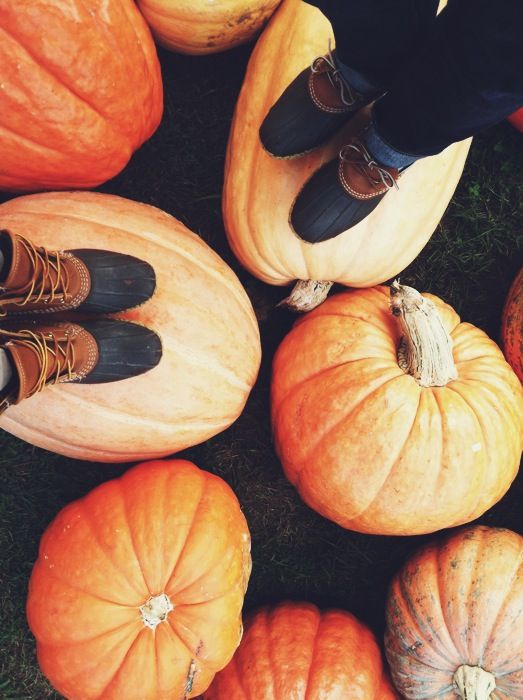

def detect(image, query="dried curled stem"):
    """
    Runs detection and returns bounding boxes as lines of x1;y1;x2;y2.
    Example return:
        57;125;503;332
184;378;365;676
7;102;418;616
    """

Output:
454;664;496;699
278;280;333;312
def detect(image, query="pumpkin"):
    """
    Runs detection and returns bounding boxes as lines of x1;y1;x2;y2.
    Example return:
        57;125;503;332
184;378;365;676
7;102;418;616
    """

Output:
507;108;523;132
0;0;162;192
502;267;523;384
204;602;398;699
136;0;281;55
0;192;261;462
223;0;471;311
385;525;523;699
27;459;252;700
271;283;523;535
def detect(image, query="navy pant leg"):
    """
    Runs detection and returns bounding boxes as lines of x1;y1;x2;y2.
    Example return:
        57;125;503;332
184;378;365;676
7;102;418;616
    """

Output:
374;0;523;155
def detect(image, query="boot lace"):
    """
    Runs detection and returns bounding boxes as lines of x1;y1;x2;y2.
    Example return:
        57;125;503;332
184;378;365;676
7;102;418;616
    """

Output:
0;235;71;316
340;141;399;191
311;42;357;107
0;328;76;413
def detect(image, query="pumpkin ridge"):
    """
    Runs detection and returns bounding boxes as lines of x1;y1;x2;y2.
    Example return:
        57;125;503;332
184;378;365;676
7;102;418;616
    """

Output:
166;616;214;673
295;308;392;336
480;547;523;671
0;119;68;157
116;481;153;595
77;495;148;599
397;557;460;670
164;474;208;594
302;610;325;700
295;372;407;483
96;628;147;699
37;565;131;609
259;609;279;700
1;23;126;142
346;388;423;525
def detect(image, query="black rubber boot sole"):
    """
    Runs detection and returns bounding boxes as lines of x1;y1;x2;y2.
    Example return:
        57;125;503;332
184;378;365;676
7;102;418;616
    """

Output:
80;319;162;384
290;159;384;243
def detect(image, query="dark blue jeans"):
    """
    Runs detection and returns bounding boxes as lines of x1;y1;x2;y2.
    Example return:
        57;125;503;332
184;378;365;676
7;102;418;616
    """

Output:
307;0;523;157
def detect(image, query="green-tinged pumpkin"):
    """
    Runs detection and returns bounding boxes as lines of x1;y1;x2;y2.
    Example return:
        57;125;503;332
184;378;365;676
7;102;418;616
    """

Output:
502;267;523;383
0;192;261;462
204;602;398;699
271;283;523;535
0;0;162;191
137;0;281;54
223;0;471;310
27;459;252;700
385;525;523;699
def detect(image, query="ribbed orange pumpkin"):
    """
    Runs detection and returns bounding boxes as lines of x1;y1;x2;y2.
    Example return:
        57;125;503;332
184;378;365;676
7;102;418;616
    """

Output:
27;459;252;700
502;268;523;384
223;0;471;310
0;192;261;462
136;0;281;54
271;283;523;535
204;602;398;699
0;0;163;191
385;525;523;699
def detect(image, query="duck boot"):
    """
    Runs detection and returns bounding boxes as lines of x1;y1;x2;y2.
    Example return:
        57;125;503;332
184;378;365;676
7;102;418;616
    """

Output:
0;229;156;316
0;318;162;413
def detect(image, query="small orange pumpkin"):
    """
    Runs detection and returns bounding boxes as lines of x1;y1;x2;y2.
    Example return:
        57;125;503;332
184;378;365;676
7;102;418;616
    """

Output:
136;0;281;54
204;602;398;699
271;283;523;535
0;192;261;462
502;267;523;384
0;0;162;191
385;525;523;699
27;459;252;700
223;0;471;310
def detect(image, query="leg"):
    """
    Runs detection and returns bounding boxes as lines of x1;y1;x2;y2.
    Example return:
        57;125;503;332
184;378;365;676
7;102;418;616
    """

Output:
374;0;523;156
307;0;439;89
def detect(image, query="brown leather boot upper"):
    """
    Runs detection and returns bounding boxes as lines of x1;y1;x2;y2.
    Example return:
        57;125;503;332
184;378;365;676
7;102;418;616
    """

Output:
309;55;368;114
0;321;98;411
0;230;91;316
338;138;400;199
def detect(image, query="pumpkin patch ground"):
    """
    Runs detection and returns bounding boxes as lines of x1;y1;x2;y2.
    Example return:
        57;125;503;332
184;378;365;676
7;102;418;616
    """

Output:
0;42;522;699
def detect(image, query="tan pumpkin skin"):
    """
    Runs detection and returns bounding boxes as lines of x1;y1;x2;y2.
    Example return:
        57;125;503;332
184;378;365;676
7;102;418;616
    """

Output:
27;459;252;700
204;602;399;699
223;0;471;288
0;0;162;191
502;267;523;384
385;526;523;699
0;192;261;462
271;287;523;535
137;0;281;54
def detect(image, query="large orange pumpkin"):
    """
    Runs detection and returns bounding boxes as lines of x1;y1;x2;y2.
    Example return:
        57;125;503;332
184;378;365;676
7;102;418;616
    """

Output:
502;267;523;384
204;602;398;699
385;525;523;699
0;0;163;191
223;0;471;310
27;459;252;700
0;192;261;462
136;0;281;54
271;283;523;535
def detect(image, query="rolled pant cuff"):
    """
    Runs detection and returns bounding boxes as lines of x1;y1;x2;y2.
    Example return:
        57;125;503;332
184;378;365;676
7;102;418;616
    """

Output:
364;117;420;169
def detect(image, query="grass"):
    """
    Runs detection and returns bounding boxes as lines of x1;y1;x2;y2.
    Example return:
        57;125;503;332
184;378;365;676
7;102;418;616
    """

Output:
0;38;522;700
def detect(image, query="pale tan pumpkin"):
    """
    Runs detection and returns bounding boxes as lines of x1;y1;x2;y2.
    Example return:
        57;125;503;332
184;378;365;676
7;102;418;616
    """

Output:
0;192;261;462
137;0;281;54
223;0;471;309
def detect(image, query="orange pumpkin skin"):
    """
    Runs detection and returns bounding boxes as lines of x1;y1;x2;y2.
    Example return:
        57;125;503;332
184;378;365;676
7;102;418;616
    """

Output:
0;0;162;191
223;0;471;289
271;287;523;536
502;268;523;384
137;0;281;55
385;526;523;699
27;459;252;700
204;602;398;699
0;192;261;462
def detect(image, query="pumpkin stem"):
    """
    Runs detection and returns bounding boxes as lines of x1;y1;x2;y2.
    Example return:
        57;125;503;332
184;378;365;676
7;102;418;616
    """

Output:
139;593;174;630
390;280;458;387
278;280;333;312
454;665;496;699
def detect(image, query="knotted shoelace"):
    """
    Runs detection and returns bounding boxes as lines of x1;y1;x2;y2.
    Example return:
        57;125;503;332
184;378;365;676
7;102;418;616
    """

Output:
0;328;76;413
311;42;358;107
0;235;71;316
340;141;399;191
